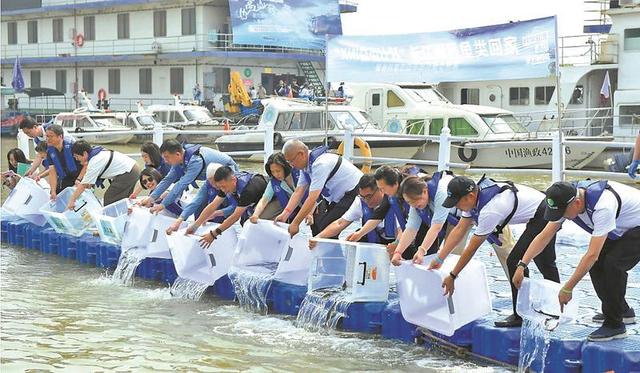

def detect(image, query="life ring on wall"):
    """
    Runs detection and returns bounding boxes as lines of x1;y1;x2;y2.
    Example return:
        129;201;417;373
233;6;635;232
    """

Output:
337;136;372;173
457;144;478;163
75;33;85;47
97;88;107;101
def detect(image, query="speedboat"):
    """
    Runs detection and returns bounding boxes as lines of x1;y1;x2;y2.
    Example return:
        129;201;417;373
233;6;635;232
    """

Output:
215;97;425;161
53;108;134;145
147;96;224;144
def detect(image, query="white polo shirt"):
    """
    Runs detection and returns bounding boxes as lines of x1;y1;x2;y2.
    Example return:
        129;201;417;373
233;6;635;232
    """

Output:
462;183;544;236
297;152;362;203
562;181;640;238
81;150;136;185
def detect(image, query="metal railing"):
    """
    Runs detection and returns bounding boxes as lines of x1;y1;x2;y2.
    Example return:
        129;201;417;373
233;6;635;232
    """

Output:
2;33;323;60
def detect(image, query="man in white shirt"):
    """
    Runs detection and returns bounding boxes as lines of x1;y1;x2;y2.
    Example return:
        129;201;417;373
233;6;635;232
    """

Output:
440;176;560;327
276;139;363;238
66;140;140;208
311;174;397;245
513;180;640;341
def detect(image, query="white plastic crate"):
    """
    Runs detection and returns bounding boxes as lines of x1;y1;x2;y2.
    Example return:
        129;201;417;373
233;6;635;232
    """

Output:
91;199;131;245
39;187;102;237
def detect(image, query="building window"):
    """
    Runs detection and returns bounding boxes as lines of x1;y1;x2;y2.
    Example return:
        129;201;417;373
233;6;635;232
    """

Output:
154;10;167;37
460;88;480;105
181;8;196;35
82;69;94;93
108;69;120;94
7;22;18;45
117;13;130;39
387;90;405;108
27;20;38;44
624;28;640;51
56;70;67;93
52;18;64;42
534;86;555;105
84;16;95;41
509;87;530;106
619;105;640;126
139;68;152;94
170;68;184;94
30;71;41;88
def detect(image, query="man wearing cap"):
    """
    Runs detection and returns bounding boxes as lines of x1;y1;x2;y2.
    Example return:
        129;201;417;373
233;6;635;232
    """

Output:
439;175;560;327
513;180;640;341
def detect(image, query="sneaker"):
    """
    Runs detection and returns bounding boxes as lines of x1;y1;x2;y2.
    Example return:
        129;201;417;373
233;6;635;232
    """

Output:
587;325;627;342
592;308;636;325
494;314;523;328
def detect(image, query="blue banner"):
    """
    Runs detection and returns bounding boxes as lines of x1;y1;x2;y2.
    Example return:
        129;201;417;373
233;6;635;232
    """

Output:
327;16;557;83
229;0;342;50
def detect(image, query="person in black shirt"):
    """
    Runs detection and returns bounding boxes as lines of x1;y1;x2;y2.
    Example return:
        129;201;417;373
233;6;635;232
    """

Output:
189;166;267;248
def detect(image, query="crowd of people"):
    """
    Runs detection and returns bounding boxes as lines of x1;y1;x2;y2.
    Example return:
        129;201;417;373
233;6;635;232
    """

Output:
6;115;640;342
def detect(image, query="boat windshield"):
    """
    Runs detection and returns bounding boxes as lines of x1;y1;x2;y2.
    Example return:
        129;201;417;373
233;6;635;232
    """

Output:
184;109;214;122
93;117;122;128
330;111;375;129
480;114;528;134
404;88;449;103
137;115;156;126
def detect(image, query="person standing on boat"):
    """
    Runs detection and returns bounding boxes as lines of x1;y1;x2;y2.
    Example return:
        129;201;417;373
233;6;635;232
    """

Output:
440;175;560;328
513;180;640;341
67;140;140;207
165;163;235;234
139;139;238;214
44;124;81;199
193;166;268;248
258;84;267;99
249;152;303;223
628;130;640;179
130;142;171;199
275;139;362;238
310;174;398;245
193;83;202;103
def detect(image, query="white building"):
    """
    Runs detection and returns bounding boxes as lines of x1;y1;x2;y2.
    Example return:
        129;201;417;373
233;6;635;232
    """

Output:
1;0;358;112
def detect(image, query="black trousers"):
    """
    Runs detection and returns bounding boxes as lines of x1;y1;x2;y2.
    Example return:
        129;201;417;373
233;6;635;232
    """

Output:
57;175;77;193
507;200;561;315
590;226;640;328
311;188;359;237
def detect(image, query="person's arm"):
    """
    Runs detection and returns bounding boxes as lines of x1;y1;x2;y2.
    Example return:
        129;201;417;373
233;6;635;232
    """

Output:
633;132;640;160
179;184;208;221
416;222;445;264
274;185;306;223
66;182;92;210
512;221;562;288
316;218;352;240
130;183;144;199
391;227;418;265
288;189;321;236
199;205;247;248
347;219;383;241
429;217;473;268
48;165;58;199
148;166;177;202
76;164;88;184
559;235;607;310
250;182;275;222
442;233;487;296
629;132;640;178
190;195;225;229
25;153;43;177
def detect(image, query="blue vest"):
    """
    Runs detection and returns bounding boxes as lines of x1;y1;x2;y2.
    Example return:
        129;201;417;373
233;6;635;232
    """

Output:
226;172;256;220
47;138;78;181
468;176;518;246
571;180;623;240
147;158;171;178
271;168;300;208
33;122;51;145
388;196;410;230
413;171;451;239
303;146;341;199
361;199;396;243
174;144;204;188
205;180;219;204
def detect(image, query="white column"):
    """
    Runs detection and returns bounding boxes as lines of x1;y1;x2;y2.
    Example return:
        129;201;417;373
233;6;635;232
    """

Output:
264;123;274;165
343;124;354;162
551;131;565;182
438;127;452;171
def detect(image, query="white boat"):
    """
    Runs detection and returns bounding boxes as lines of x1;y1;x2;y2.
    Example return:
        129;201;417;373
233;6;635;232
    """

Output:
147;96;225;144
346;83;608;169
53;108;134;145
117;102;180;144
215;97;425;161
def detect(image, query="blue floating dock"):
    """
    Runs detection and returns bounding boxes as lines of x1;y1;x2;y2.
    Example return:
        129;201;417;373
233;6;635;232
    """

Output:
4;220;640;372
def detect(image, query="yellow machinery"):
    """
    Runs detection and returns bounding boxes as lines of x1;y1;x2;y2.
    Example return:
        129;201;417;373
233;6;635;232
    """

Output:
226;71;252;113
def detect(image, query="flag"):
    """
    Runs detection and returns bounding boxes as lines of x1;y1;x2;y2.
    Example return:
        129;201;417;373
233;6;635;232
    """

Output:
11;56;24;92
600;71;611;100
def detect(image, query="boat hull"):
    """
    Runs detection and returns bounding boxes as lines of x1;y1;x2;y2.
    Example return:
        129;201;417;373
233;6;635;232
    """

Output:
71;131;134;145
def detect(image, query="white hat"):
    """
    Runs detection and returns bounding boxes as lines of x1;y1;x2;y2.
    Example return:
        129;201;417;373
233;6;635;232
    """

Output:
206;163;223;179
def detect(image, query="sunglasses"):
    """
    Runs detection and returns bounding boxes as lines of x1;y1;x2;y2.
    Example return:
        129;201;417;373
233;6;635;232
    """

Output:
141;177;154;185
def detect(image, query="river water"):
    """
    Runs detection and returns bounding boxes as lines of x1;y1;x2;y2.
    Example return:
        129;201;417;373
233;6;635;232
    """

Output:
1;137;638;372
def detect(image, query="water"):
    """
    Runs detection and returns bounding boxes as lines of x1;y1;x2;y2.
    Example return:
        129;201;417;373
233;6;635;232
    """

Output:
1;246;505;372
170;277;211;301
517;319;552;373
111;248;146;286
228;263;278;313
296;290;353;331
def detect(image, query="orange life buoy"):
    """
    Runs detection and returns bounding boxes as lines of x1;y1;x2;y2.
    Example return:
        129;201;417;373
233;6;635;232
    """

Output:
75;33;84;47
337;137;372;173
